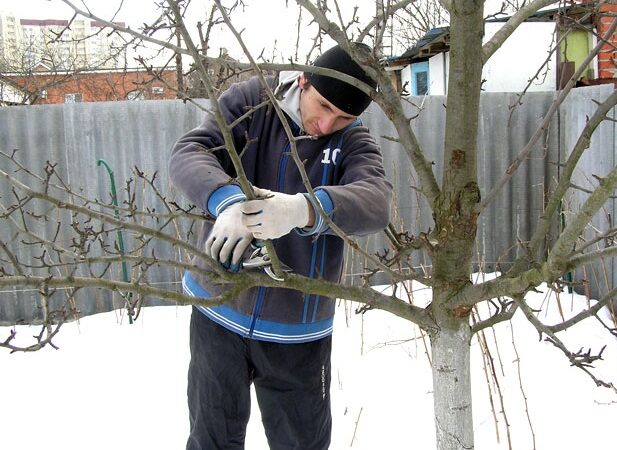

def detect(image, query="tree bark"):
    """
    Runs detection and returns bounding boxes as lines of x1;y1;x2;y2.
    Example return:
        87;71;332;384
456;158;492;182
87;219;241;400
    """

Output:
431;322;474;450
430;1;485;448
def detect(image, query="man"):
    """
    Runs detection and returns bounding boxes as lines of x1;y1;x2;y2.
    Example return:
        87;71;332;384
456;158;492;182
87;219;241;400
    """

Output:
169;42;392;450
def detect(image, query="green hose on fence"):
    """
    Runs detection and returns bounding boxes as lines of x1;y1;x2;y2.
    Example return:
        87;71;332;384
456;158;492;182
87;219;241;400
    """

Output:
97;159;134;324
559;201;573;294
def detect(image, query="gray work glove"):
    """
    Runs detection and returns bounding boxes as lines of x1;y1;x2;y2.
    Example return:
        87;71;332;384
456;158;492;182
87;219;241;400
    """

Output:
241;187;310;240
205;202;252;271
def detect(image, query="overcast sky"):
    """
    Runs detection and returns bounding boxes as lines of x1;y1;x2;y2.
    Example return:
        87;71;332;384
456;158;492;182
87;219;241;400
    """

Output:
1;0;511;62
1;0;329;62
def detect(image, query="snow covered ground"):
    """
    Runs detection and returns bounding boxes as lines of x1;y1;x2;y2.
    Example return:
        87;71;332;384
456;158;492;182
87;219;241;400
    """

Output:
2;278;616;449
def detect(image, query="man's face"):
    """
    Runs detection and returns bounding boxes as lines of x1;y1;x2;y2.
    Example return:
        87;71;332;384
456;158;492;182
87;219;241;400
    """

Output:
298;74;357;137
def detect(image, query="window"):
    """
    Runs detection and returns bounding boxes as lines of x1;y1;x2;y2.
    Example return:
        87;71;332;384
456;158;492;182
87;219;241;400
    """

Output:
151;86;164;95
127;90;145;101
39;90;48;99
415;71;428;96
411;61;430;96
64;93;82;103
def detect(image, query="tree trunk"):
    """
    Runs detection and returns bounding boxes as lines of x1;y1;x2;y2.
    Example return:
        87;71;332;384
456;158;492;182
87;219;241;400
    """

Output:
430;1;485;448
431;320;474;450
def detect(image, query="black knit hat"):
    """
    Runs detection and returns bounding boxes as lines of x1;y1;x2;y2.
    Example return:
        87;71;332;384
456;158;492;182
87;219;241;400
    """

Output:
306;43;376;116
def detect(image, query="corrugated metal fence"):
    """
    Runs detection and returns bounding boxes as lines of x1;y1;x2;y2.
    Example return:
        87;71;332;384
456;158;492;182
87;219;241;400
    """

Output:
0;85;614;324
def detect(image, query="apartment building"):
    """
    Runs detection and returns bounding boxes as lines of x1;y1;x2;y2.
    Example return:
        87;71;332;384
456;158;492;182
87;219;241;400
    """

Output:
1;14;127;71
0;14;23;65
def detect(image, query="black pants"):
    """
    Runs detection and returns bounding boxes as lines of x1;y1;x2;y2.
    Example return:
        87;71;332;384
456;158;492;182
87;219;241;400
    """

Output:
186;307;332;450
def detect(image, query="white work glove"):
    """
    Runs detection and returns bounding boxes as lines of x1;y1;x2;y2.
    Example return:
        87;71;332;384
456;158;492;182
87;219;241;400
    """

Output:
205;202;253;271
241;187;310;239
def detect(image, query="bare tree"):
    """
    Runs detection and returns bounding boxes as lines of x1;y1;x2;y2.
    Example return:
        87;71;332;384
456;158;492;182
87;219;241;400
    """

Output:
0;12;180;104
1;0;617;449
0;29;88;104
390;0;450;53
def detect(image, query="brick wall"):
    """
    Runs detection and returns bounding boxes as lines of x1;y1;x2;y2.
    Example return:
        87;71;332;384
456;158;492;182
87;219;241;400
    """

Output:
597;2;617;79
7;69;178;104
579;0;617;80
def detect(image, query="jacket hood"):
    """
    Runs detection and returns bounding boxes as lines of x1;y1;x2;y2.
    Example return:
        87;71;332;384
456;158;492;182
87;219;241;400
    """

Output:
276;71;304;132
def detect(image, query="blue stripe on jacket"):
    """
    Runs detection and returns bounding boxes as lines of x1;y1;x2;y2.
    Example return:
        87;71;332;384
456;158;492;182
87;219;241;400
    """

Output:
183;272;334;343
207;184;246;216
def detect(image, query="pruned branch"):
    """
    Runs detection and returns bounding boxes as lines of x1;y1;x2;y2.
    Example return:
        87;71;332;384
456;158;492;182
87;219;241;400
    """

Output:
546;287;617;334
514;294;617;392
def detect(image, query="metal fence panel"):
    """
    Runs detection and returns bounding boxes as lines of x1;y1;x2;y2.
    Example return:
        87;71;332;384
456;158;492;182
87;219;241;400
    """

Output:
559;86;617;300
0;85;614;324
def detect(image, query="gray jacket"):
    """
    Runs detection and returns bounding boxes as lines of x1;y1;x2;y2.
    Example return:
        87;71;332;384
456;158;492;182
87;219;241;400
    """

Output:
169;75;392;343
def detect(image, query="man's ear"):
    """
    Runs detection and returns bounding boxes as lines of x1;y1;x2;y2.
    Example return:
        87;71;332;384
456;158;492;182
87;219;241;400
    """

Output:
298;73;308;90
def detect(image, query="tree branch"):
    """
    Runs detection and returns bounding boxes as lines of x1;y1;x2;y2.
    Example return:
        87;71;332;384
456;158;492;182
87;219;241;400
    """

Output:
526;88;617;261
471;302;519;333
569;245;617;270
479;15;617;213
0;272;435;329
514;294;617;391
448;266;544;308
358;0;414;42
297;0;441;209
166;0;289;277
59;0;185;57
0;166;223;276
547;163;617;276
546;287;617;333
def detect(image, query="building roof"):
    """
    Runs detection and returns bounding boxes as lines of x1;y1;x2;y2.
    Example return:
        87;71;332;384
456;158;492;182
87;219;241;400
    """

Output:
3;66;175;75
394;26;450;63
391;1;598;65
19;19;126;28
485;1;596;24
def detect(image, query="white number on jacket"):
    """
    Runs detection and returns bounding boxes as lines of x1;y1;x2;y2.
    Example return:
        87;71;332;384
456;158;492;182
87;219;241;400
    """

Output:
321;147;340;165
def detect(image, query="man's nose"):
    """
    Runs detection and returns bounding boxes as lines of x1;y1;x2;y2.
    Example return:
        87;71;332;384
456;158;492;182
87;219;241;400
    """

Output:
319;114;336;135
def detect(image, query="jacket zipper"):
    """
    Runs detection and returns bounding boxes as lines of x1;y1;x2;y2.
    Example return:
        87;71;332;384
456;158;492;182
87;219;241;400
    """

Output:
303;240;320;323
278;141;291;191
311;238;328;322
248;140;290;338
302;137;335;323
248;287;266;338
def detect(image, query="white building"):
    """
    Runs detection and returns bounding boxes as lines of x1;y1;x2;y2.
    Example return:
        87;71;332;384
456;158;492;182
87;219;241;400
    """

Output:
0;14;23;66
0;78;28;105
1;14;127;71
481;22;558;92
398;22;558;96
